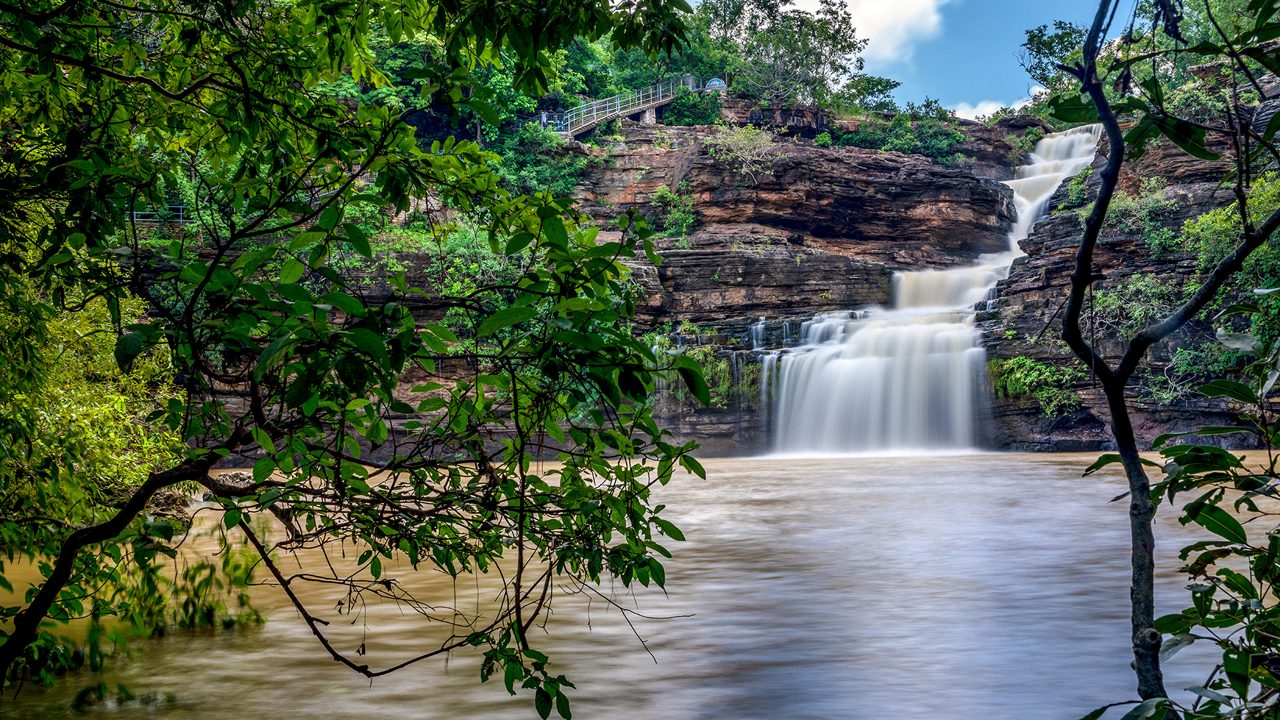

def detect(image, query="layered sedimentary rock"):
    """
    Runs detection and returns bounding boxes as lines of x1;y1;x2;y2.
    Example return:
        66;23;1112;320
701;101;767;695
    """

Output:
573;124;1020;331
568;120;1032;452
979;136;1240;450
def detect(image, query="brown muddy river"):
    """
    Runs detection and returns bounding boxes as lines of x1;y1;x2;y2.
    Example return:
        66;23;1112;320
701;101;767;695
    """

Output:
6;454;1221;719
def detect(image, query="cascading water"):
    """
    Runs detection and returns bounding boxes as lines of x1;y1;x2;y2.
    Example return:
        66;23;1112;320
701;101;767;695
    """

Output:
762;125;1101;453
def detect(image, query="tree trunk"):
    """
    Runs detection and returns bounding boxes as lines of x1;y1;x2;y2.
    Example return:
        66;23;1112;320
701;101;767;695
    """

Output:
1105;382;1166;699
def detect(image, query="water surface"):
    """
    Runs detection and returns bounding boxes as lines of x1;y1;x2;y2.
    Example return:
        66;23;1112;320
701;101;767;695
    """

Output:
8;454;1213;719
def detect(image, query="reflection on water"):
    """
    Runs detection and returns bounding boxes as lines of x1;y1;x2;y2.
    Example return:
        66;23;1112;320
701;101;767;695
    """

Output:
7;454;1212;719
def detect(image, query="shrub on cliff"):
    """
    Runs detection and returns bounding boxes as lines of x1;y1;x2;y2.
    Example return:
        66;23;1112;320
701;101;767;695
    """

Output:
662;88;722;126
493;122;591;196
704;124;779;184
651;182;697;239
832;104;967;162
988;356;1083;417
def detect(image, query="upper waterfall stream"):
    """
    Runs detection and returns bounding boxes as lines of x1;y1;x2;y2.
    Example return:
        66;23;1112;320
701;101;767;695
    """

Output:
762;125;1101;454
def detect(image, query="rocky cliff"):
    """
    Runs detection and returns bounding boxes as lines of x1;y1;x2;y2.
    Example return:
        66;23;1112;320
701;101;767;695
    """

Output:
578;116;1247;454
570;119;1040;453
574;123;1020;330
979;137;1240;450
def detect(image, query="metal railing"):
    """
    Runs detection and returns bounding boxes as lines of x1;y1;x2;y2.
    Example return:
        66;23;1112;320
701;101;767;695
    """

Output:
530;75;704;136
130;205;195;224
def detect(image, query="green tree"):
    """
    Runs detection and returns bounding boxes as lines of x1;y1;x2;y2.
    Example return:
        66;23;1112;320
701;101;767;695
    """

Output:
833;74;902;114
1120;301;1280;719
1019;20;1086;91
661;87;723;125
734;0;867;107
1052;0;1280;711
0;1;706;716
492;122;591;196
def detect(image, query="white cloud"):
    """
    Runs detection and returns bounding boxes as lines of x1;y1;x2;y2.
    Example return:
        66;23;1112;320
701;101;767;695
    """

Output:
791;0;949;64
951;87;1045;120
845;0;949;64
952;100;1006;120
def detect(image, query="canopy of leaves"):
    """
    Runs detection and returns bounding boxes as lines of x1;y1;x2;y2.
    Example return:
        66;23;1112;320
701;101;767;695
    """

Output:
0;0;708;716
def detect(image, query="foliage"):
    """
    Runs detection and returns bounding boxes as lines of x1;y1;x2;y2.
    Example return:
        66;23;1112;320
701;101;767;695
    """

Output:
1056;166;1095;212
733;0;866;108
1049;0;1280;708
988;356;1083;418
1019;21;1086;91
813;131;833;148
646;325;758;409
0;283;267;689
661;88;723;126
1085;178;1180;253
1090;272;1184;340
651;182;697;238
492;122;591;196
832;106;968;162
1005;127;1046;161
1181;174;1280;345
704;124;779;184
831;74;902;115
1089;301;1280;718
0;0;706;717
1144;339;1245;403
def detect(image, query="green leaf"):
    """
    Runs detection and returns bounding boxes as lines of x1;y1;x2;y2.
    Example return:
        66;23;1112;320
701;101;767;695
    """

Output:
1153;116;1220;161
672;356;710;405
253;456;276;483
317;205;340;231
1049;94;1098;123
679;454;706;479
223;507;242;529
1225;647;1251;699
1158;633;1195;662
505;232;535;255
1123;115;1160;159
1118;698;1169;720
478;306;537;337
1083;453;1122;476
1199;379;1258;404
290;231;327;250
535;688;552;719
1217;568;1258;599
555;691;572;720
254;332;296;380
1190;505;1247;544
1153;612;1195;634
343;222;372;258
113;331;147;372
503;662;522;695
1079;706;1121;720
541;216;568;247
279;258;306;284
654;517;685;541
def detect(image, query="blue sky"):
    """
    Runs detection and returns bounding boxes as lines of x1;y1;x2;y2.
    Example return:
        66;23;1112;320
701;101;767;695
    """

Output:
795;0;1105;117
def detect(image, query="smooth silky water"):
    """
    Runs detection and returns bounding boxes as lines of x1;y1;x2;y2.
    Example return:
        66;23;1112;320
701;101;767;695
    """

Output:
9;455;1218;720
764;126;1103;453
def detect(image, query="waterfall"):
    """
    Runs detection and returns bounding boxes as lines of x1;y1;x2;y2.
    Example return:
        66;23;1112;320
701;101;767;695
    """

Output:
750;317;766;351
763;125;1101;454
